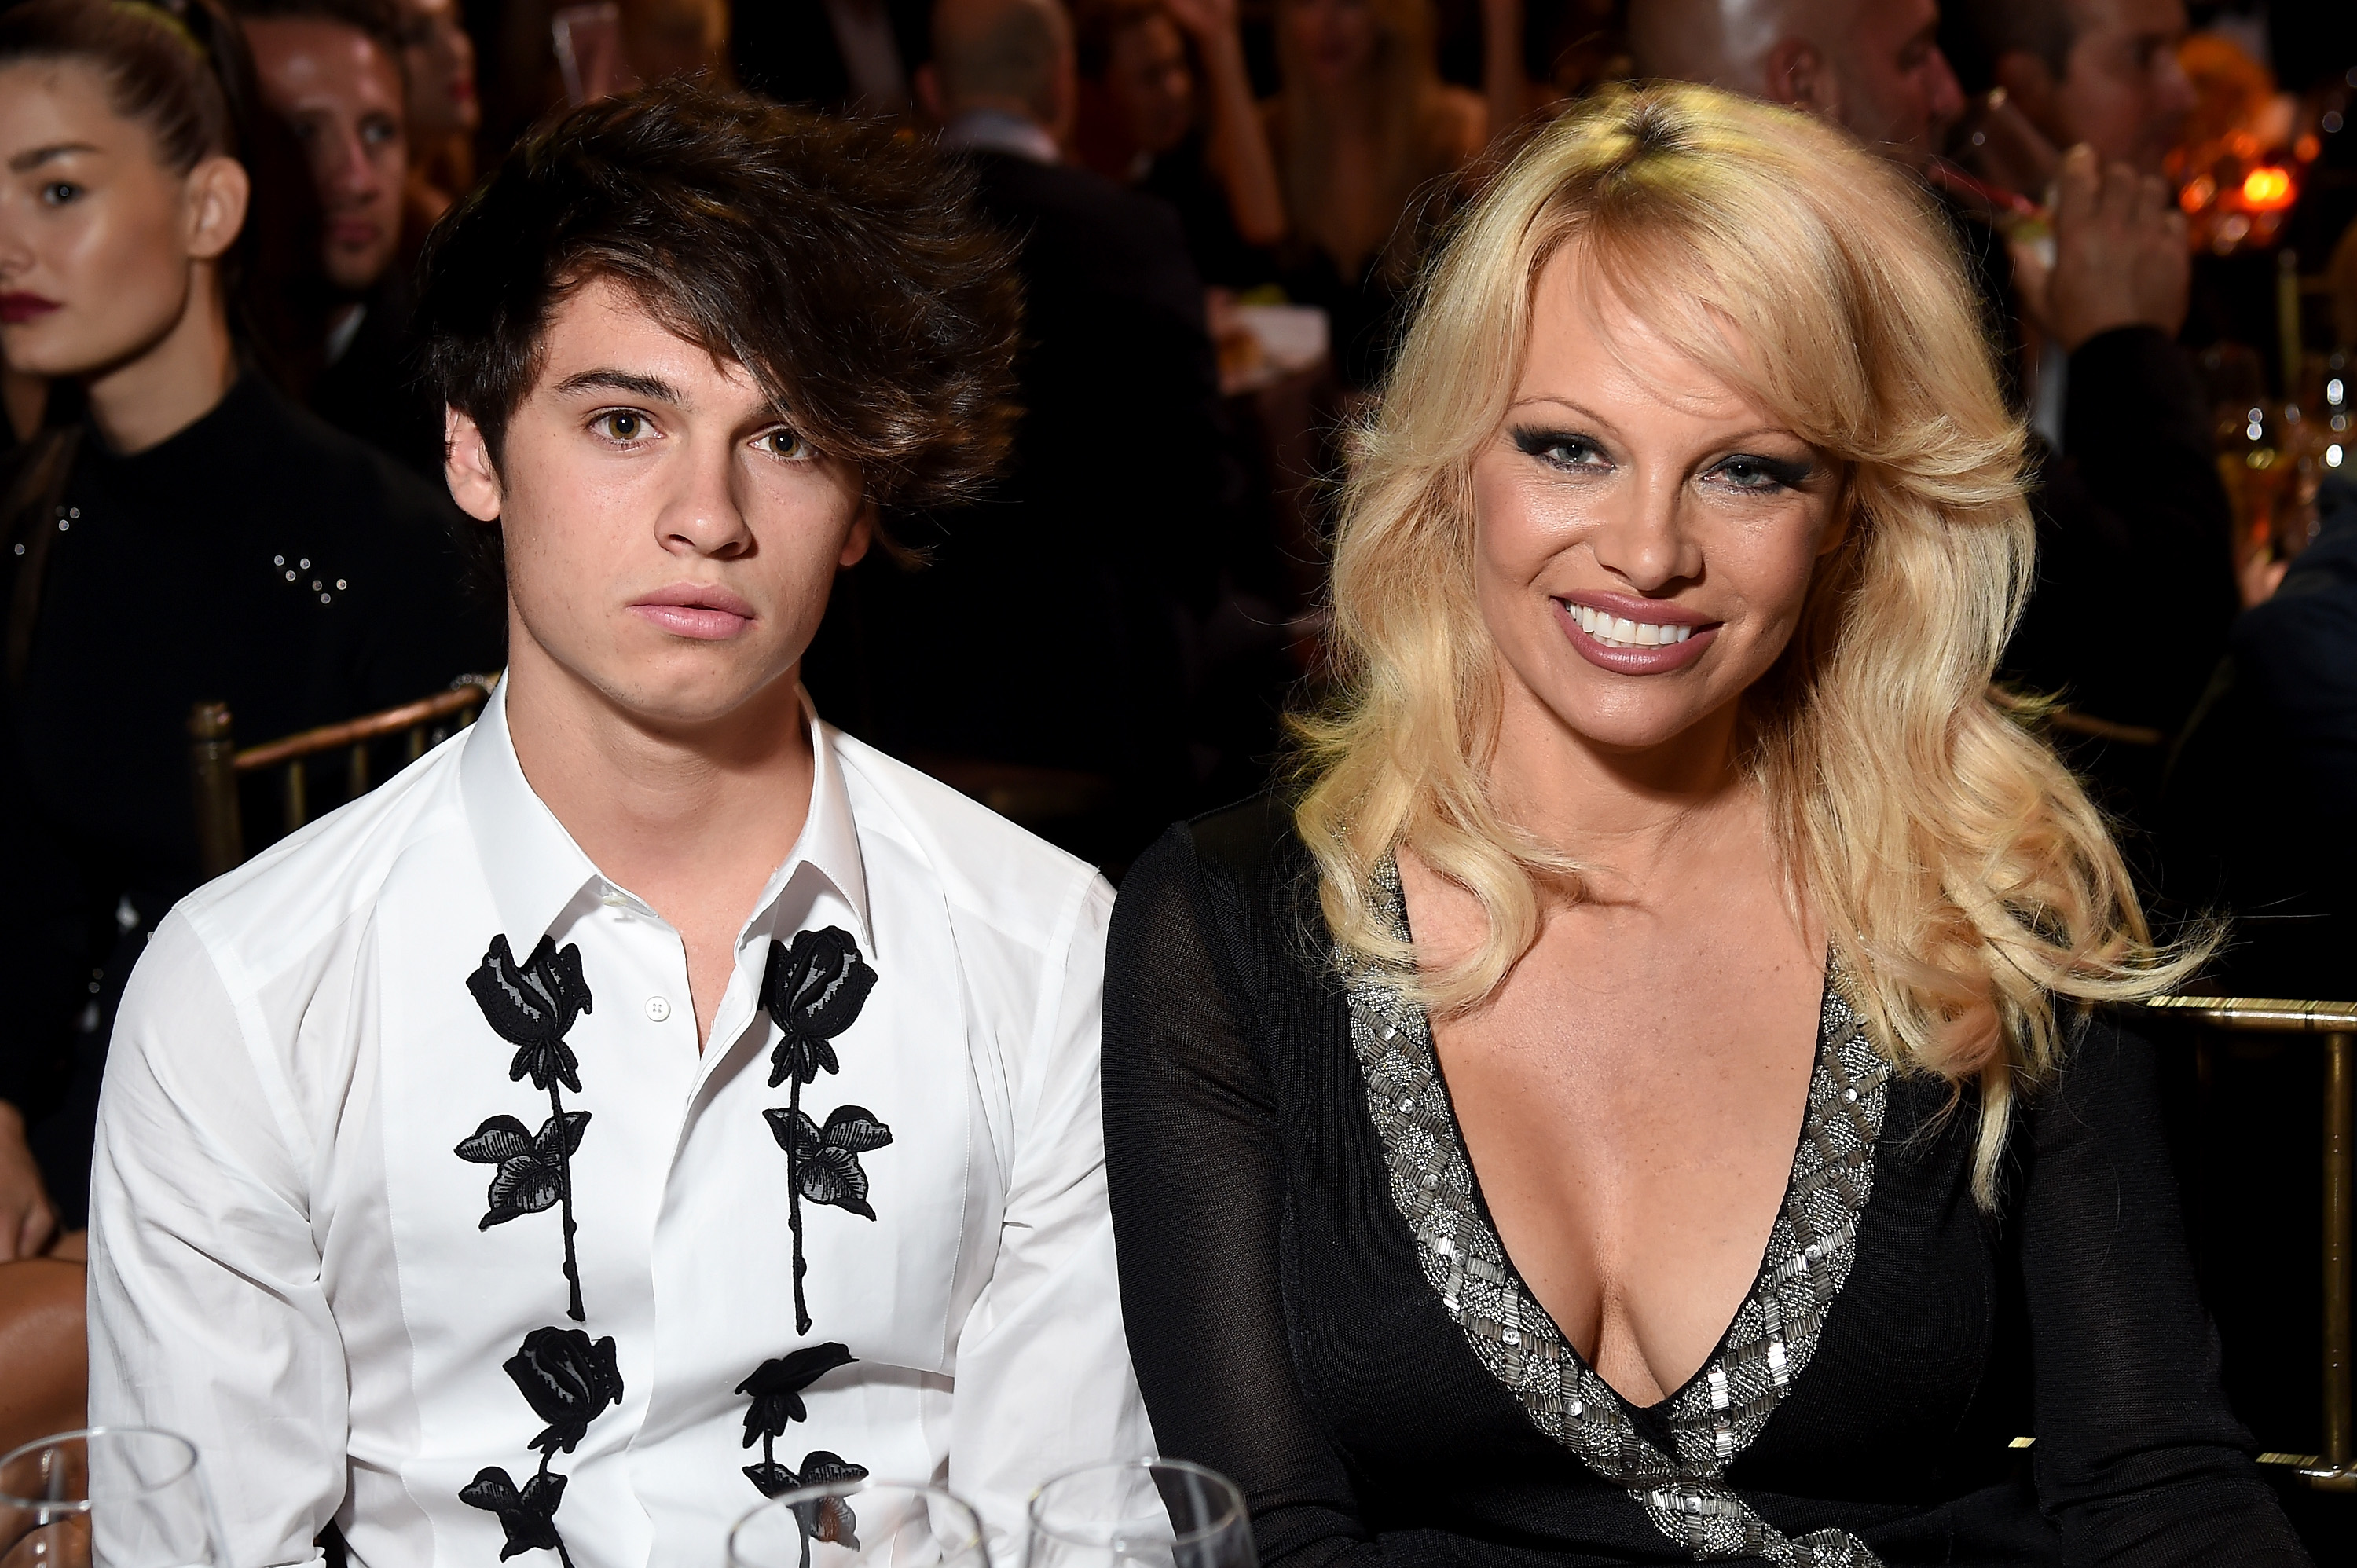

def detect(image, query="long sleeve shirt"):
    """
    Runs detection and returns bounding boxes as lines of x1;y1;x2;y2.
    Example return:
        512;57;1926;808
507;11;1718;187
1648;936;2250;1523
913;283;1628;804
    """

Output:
89;682;1149;1568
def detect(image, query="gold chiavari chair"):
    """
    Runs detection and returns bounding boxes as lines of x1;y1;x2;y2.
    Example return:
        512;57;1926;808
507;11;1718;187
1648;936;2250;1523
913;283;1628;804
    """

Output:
187;676;497;877
2144;995;2356;1496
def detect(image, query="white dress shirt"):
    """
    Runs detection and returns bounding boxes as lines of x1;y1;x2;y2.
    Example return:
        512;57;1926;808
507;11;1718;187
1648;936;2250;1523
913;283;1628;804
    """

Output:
89;683;1150;1568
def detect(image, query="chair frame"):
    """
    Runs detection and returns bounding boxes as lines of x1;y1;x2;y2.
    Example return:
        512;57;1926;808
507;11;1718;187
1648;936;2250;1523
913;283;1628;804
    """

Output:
2147;995;2357;1492
187;679;495;877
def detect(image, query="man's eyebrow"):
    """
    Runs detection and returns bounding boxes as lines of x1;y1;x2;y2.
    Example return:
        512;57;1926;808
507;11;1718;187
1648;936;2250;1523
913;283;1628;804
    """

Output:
550;368;683;403
8;142;101;173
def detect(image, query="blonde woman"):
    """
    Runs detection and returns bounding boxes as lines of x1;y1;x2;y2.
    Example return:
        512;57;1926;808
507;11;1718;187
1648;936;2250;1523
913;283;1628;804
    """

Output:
1265;0;1481;384
1101;85;2308;1566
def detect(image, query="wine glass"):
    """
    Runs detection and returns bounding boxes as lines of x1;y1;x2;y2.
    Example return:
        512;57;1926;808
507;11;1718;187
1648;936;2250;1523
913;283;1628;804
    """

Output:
1025;1460;1253;1568
728;1479;986;1568
0;1428;228;1568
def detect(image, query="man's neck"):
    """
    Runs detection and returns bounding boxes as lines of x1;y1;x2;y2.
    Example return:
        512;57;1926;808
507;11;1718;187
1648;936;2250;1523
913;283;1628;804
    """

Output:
500;635;818;968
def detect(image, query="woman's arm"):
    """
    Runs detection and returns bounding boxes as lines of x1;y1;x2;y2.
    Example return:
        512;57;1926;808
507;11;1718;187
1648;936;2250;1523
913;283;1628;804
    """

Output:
1162;0;1286;247
1102;826;1384;1568
2015;1021;2311;1565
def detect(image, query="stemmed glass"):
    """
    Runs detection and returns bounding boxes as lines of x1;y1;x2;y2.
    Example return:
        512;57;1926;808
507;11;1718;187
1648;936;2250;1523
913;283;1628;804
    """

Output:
1025;1460;1253;1568
0;1428;228;1568
729;1479;987;1568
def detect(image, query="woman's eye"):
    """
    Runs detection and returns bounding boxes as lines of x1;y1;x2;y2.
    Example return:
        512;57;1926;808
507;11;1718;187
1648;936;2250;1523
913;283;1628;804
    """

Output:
590;410;651;443
39;181;80;206
1513;429;1607;470
755;428;812;461
1708;454;1809;493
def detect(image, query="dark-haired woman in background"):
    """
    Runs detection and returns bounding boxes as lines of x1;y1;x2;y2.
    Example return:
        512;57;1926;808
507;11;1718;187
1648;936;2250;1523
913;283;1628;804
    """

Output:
0;0;498;1449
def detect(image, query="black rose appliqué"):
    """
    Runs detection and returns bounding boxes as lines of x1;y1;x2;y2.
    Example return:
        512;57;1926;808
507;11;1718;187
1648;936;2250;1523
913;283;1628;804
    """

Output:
761;929;890;1332
736;1343;870;1567
458;933;614;1568
465;934;596;1322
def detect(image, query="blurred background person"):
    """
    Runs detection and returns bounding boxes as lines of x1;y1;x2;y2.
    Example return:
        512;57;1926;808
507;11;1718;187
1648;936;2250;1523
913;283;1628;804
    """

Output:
808;0;1237;867
1625;0;1963;169
234;0;447;476
1969;0;2196;185
1074;0;1285;287
1265;0;1484;387
730;0;922;114
392;0;479;236
0;0;500;1449
621;0;731;86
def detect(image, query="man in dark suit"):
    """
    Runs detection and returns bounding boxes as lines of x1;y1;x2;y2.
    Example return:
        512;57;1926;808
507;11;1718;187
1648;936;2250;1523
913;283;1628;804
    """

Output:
808;0;1241;869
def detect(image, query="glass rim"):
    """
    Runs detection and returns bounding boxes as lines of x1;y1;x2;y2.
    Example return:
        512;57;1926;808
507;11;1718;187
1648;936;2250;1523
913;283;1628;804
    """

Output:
0;1427;200;1513
1027;1457;1246;1550
728;1477;986;1565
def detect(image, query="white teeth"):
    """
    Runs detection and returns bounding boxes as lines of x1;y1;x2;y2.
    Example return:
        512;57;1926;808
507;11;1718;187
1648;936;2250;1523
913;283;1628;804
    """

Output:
1573;606;1695;648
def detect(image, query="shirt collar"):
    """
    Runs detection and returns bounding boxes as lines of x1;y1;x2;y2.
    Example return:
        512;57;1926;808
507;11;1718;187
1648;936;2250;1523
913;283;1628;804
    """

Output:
459;680;874;958
940;108;1061;166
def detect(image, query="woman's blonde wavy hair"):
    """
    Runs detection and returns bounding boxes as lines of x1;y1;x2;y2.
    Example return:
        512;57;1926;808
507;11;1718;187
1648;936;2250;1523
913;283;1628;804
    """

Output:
1292;82;2206;1207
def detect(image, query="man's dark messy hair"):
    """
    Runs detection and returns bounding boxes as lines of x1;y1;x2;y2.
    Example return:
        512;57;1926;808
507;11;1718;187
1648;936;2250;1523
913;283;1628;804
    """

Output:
416;79;1022;583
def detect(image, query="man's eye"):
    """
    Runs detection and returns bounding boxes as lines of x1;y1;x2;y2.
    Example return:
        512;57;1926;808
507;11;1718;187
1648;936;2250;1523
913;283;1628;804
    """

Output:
591;411;651;442
756;428;812;460
362;118;399;147
40;181;80;205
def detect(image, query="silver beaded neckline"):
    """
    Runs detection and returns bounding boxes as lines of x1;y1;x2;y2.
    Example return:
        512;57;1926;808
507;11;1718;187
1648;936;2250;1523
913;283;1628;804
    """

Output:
1342;856;1890;1566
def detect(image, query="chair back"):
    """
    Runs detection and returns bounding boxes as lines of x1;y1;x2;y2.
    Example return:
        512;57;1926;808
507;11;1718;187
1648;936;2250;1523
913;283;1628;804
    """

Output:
2145;994;2357;1494
188;677;497;877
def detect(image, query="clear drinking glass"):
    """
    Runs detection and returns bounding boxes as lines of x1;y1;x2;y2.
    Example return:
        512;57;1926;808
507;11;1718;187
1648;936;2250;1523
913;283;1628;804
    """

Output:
729;1479;987;1568
0;1428;227;1568
1025;1460;1253;1568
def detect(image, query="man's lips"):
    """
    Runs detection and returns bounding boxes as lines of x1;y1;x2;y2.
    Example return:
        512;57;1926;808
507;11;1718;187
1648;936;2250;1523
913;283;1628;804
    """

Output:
629;583;757;640
0;293;61;325
327;219;383;249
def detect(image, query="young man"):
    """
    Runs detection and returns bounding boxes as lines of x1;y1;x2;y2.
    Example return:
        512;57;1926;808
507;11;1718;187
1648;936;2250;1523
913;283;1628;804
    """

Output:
88;82;1147;1568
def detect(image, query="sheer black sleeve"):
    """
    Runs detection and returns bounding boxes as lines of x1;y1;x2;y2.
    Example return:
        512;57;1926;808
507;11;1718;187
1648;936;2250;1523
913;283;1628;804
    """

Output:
1103;825;1392;1568
2016;1020;2311;1564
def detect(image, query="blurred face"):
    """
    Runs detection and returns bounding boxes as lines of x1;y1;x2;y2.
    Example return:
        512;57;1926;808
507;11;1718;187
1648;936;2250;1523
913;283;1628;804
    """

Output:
1468;250;1847;754
245;17;406;293
445;278;871;727
1283;0;1379;89
396;0;480;144
0;60;245;379
1106;13;1194;156
1824;0;1963;169
2055;0;2194;174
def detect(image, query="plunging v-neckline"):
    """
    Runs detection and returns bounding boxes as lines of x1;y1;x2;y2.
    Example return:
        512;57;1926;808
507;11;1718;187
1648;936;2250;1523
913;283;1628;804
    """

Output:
1342;855;1891;1566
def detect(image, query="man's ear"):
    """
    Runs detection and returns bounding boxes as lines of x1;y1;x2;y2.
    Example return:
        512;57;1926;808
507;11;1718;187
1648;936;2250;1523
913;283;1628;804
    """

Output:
184;155;249;262
445;408;504;522
914;63;946;126
1761;38;1836;121
839;500;875;570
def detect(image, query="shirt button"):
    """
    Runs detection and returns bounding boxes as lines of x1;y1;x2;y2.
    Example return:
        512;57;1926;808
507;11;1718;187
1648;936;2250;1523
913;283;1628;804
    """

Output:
645;996;672;1023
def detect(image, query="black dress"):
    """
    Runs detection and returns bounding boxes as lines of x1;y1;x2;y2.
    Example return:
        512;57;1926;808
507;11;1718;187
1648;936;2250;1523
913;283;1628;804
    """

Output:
0;372;503;1225
1101;797;2310;1567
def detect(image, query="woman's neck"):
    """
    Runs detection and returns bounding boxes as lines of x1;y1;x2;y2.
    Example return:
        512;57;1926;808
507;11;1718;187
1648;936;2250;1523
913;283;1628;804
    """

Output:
1485;681;1755;899
83;264;237;455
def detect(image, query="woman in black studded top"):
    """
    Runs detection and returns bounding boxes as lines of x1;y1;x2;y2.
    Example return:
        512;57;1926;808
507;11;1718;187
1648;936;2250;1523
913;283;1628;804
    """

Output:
1100;86;2310;1568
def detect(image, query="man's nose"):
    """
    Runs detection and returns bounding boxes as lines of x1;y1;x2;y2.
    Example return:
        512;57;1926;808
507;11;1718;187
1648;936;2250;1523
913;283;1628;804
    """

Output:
659;446;756;559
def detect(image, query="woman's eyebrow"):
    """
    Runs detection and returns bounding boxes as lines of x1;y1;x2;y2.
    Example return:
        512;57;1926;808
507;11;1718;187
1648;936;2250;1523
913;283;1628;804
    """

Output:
9;141;100;172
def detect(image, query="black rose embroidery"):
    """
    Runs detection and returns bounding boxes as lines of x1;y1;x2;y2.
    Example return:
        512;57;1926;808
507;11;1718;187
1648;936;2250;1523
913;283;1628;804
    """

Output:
784;1453;871;1568
761;929;886;1332
466;934;596;1322
460;1464;572;1567
456;1112;592;1229
763;928;878;1088
506;1326;625;1454
764;1106;893;1220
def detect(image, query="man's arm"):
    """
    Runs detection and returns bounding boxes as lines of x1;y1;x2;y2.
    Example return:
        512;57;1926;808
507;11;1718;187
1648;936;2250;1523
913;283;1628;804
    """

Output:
946;874;1153;1555
89;913;344;1568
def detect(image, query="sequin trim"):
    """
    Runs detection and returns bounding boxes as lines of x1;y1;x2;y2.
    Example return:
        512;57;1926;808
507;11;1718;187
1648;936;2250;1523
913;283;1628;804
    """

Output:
1343;859;1889;1566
